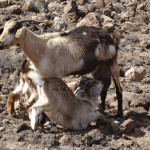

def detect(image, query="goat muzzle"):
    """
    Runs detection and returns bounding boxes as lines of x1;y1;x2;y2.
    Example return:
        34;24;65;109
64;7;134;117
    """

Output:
0;41;4;50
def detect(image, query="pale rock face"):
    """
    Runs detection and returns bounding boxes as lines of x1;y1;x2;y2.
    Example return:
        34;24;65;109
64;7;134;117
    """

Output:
125;66;146;81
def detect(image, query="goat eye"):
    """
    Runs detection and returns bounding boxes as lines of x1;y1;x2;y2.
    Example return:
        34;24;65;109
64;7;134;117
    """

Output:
9;28;17;33
0;27;3;34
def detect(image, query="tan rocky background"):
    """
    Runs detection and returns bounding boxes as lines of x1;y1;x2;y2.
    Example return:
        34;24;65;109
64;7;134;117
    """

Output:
0;0;150;149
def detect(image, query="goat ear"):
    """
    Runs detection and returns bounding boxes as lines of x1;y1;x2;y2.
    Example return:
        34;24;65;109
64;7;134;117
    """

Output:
90;87;100;96
15;27;26;39
75;89;85;97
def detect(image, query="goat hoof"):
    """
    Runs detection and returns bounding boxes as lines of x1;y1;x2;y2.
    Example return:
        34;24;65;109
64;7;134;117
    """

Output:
99;105;105;113
25;102;30;109
114;114;123;121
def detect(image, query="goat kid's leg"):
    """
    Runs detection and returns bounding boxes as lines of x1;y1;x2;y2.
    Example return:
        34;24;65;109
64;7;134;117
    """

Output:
25;93;37;109
30;105;43;130
109;60;123;118
7;93;20;115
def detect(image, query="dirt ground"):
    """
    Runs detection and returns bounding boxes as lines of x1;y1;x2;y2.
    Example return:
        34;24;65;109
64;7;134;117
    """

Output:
0;0;150;149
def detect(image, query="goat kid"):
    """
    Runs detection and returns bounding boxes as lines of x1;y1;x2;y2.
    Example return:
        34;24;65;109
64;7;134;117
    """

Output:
27;71;114;130
0;19;122;117
7;60;38;115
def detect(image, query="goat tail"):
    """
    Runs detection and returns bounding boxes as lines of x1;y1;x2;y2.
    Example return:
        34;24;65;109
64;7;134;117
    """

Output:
110;32;120;45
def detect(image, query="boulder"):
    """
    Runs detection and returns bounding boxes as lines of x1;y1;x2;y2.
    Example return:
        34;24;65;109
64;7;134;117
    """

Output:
76;12;102;27
125;66;146;81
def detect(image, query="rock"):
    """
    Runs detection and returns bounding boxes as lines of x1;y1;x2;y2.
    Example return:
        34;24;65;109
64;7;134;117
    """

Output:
103;8;112;17
0;127;5;132
0;0;12;8
50;126;58;133
122;134;132;140
76;12;102;27
125;67;146;81
137;3;146;10
2;119;11;124
63;1;79;23
120;9;135;20
103;22;115;32
76;0;87;5
23;1;39;13
96;0;105;9
52;16;66;31
125;0;138;7
85;3;97;12
130;94;150;110
142;28;149;34
7;5;22;15
17;123;31;133
140;40;150;49
121;22;139;32
128;86;142;94
48;1;62;12
59;134;70;146
120;118;136;134
113;2;126;13
64;1;78;14
101;15;114;24
83;129;105;146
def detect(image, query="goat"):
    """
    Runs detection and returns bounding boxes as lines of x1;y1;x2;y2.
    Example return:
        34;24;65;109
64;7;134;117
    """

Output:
27;71;114;130
0;19;123;117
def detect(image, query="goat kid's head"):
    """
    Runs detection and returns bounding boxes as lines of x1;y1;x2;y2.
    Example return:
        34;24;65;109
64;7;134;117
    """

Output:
75;78;103;99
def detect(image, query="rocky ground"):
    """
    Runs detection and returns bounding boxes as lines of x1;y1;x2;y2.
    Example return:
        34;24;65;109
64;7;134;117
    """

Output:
0;0;150;149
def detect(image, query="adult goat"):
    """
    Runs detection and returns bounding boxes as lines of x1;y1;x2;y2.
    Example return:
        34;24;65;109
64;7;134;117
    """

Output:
0;19;123;117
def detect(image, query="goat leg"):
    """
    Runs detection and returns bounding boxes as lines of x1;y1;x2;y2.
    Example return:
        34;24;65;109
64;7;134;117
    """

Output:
109;60;123;118
99;90;107;112
7;93;20;115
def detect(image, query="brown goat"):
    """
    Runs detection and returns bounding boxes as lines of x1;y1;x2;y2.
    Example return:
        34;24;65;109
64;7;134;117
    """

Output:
0;19;122;117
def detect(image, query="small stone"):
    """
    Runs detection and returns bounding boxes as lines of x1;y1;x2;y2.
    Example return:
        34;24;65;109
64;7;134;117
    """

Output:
0;127;5;132
120;118;136;134
96;0;105;9
137;3;146;10
50;126;58;133
122;134;131;140
48;1;62;12
76;12;102;27
76;0;87;5
129;86;142;94
7;5;22;15
103;22;115;32
17;123;31;133
0;0;9;8
103;8;111;17
52;17;66;31
101;15;114;24
142;28;149;34
59;134;70;146
83;129;105;146
2;119;10;124
23;1;39;13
